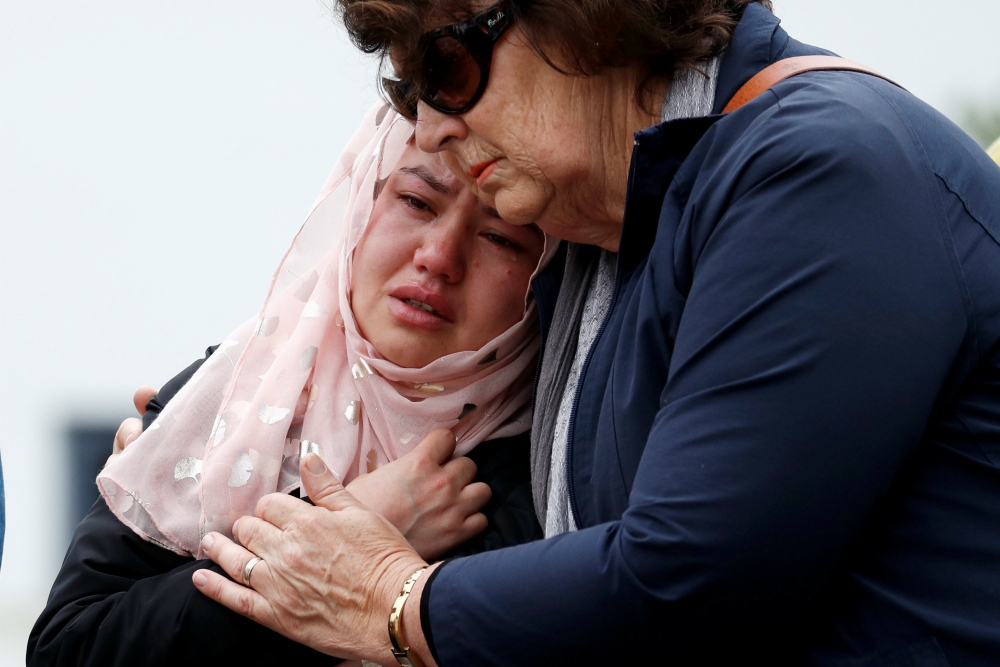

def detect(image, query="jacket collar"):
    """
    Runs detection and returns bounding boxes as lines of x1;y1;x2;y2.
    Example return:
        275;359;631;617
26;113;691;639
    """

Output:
713;3;786;115
618;116;722;269
616;3;787;267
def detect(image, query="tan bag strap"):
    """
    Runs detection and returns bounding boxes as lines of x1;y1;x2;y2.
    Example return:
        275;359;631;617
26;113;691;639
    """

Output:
723;55;901;114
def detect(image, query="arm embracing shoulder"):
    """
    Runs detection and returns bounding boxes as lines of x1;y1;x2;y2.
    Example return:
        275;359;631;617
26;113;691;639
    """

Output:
420;95;968;665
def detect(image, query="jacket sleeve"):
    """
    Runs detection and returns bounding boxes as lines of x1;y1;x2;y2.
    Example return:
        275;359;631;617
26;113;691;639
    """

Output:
28;348;336;667
420;86;968;665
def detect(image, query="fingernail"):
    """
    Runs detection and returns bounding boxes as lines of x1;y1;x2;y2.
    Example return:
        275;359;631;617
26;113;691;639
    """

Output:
202;533;215;551
305;453;327;475
124;432;137;446
193;571;207;586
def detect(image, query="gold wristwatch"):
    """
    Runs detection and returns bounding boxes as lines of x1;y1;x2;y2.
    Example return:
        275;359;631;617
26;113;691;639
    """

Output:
388;567;428;667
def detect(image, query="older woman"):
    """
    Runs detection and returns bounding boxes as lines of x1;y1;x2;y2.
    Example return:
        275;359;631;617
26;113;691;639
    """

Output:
194;2;1000;665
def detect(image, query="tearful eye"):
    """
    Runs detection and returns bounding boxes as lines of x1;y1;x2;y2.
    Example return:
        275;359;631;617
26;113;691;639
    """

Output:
485;232;522;251
399;194;433;214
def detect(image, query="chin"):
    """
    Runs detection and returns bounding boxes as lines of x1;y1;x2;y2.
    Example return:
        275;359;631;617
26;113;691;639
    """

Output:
378;336;440;369
494;184;550;228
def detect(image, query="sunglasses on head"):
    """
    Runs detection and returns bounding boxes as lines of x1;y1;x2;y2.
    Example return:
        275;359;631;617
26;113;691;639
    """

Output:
382;1;516;120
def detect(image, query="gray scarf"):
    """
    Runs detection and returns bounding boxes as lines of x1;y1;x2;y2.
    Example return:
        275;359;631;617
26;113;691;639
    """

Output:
529;58;721;526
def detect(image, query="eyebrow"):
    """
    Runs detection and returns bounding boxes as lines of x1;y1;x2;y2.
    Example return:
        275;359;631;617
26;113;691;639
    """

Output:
398;165;455;195
477;201;502;219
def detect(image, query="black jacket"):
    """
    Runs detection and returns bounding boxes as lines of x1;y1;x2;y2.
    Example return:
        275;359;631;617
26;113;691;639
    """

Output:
28;347;541;666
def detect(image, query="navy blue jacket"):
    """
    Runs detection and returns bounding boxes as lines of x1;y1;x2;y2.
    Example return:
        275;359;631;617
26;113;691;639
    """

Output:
423;5;1000;665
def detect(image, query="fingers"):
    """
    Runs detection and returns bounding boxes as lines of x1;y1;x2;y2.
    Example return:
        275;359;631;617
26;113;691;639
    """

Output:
113;417;143;454
458;481;492;514
115;384;157;455
441;455;478;487
415;429;458;466
201;531;265;586
234;504;289;547
192;568;280;630
132;386;158;416
299;453;365;513
462;511;488;538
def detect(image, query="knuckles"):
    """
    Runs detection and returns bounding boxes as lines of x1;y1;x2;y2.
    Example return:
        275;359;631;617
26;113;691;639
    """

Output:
296;509;325;535
467;513;488;534
309;482;345;506
282;543;311;571
255;495;275;518
229;552;247;576
426;473;452;497
235;516;263;548
235;589;255;617
403;450;434;476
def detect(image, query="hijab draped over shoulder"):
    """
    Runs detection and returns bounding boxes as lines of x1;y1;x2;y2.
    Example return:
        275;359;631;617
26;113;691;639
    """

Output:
98;105;558;557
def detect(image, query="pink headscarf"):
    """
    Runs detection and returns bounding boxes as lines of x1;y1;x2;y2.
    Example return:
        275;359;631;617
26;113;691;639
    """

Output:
98;104;558;557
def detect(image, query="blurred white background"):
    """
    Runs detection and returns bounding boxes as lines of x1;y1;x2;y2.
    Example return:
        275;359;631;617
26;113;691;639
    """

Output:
1;0;997;663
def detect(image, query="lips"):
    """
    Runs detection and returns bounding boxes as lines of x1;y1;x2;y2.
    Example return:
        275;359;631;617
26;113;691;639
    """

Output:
403;299;439;315
388;284;456;328
467;158;499;187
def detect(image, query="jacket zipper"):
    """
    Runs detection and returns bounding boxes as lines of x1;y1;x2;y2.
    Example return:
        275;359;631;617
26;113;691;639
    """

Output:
565;138;640;528
529;284;552;413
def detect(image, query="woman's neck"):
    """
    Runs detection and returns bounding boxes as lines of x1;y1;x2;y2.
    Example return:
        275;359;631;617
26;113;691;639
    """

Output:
568;72;666;252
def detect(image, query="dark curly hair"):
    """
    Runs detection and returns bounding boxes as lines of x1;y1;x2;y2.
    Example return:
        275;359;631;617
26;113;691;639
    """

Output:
335;0;772;108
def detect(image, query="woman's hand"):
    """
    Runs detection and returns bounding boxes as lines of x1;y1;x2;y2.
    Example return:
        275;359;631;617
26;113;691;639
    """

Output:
108;386;158;463
194;453;436;665
345;429;491;560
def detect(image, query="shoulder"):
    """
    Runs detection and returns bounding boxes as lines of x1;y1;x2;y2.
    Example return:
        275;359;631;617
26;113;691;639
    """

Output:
728;72;925;177
666;72;972;293
736;70;1000;237
685;70;960;229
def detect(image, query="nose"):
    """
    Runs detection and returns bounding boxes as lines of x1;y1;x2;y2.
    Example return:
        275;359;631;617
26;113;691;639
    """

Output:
413;219;466;284
415;102;470;153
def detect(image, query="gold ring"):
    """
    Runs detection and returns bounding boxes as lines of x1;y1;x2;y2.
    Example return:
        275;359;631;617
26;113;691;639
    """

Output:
242;556;262;587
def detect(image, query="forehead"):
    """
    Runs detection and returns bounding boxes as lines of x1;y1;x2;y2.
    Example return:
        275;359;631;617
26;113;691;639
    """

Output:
393;143;463;190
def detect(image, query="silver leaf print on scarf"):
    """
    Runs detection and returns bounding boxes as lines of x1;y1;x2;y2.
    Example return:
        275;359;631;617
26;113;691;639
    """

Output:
302;301;326;318
255;317;280;337
174;457;203;482
211;418;226;448
228;451;253;487
258;403;290;425
300;346;318;371
344;400;360;425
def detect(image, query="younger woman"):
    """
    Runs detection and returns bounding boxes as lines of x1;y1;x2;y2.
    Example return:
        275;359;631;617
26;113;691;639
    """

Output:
28;106;556;666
